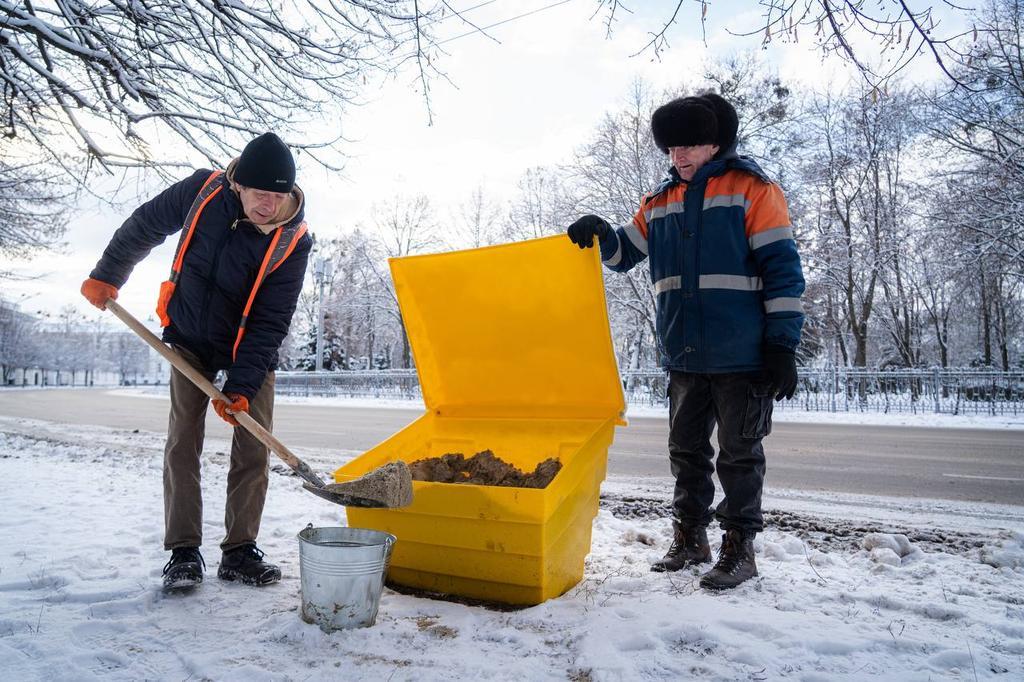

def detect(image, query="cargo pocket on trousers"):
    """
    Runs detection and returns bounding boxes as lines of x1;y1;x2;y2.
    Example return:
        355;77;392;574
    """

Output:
741;381;774;439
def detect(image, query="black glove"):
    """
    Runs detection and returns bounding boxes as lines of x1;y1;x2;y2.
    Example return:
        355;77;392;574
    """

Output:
764;345;798;401
567;215;611;249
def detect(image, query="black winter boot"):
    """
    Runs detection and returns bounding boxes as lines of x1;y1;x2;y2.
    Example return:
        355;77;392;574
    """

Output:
163;547;205;591
651;522;711;572
218;544;282;586
699;530;758;590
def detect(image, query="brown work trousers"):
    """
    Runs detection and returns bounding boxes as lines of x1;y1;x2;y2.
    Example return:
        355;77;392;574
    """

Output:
163;345;275;552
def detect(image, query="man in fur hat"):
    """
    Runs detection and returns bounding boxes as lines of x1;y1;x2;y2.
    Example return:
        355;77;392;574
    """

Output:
566;94;805;589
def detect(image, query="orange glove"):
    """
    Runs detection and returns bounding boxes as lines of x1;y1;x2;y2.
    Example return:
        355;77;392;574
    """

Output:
213;393;249;427
81;278;119;310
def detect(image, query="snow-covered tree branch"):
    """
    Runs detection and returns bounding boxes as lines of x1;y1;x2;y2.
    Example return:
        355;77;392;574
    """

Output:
0;0;442;180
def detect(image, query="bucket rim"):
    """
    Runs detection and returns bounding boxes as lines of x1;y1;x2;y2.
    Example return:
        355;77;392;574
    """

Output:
297;524;396;548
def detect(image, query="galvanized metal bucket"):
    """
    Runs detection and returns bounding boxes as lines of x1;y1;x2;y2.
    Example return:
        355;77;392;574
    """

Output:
297;525;396;631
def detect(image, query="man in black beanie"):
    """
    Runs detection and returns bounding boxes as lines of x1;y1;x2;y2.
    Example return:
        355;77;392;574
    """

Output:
567;94;805;590
81;132;312;592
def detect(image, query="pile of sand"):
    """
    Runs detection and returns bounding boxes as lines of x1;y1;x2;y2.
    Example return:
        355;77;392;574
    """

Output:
409;450;561;489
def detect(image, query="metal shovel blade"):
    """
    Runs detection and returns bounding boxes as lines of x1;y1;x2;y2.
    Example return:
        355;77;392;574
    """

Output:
301;483;389;508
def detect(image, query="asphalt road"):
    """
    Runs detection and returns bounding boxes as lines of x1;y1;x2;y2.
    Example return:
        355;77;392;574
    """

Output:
1;388;1021;505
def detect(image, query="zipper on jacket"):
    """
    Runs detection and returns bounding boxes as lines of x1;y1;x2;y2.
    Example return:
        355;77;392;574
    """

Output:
692;181;706;371
200;224;235;345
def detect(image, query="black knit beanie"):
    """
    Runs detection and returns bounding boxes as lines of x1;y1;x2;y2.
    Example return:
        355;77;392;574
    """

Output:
651;94;739;155
234;132;295;193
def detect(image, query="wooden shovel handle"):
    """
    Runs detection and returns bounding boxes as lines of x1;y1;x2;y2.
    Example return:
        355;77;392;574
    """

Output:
105;299;327;489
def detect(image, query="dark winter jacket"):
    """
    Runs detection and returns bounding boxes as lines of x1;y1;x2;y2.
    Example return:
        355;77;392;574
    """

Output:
89;166;312;399
599;151;805;372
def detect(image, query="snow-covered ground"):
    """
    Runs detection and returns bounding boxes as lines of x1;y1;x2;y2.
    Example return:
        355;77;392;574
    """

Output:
1;415;1022;681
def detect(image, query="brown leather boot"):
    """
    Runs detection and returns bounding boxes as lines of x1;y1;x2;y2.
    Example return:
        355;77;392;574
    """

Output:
650;521;711;572
699;529;758;590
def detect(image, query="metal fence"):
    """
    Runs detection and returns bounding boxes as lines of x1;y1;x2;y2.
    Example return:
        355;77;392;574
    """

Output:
277;367;1024;415
277;370;423;401
623;368;1024;415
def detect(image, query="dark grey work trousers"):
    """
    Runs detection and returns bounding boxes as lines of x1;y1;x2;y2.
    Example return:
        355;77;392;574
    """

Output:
667;370;774;533
163;345;275;552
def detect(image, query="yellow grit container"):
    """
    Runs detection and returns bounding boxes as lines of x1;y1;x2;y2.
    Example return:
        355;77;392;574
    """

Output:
335;235;626;606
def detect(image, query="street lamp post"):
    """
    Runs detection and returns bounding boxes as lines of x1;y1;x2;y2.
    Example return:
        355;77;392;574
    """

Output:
313;257;333;372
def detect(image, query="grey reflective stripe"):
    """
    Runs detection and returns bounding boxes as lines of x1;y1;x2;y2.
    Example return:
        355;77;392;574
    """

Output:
749;226;794;250
644;201;684;222
765;297;803;314
255;222;307;288
703;194;751;212
698;274;763;291
261;224;301;284
653;276;682;295
623;222;649;255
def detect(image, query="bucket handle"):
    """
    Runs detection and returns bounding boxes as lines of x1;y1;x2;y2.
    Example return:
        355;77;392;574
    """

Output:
383;534;396;565
303;523;396;562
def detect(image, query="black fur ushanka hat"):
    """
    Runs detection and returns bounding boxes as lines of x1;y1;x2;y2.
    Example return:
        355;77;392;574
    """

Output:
651;93;738;155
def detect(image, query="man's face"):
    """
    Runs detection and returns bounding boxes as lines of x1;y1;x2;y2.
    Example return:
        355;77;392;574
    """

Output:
236;185;290;224
668;144;720;181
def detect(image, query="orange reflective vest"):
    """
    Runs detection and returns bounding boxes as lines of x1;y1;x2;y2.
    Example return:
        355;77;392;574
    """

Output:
156;170;308;361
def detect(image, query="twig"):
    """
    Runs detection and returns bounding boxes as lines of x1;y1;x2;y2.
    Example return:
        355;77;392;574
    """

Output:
967;639;979;682
32;604;44;634
887;618;906;640
802;539;828;583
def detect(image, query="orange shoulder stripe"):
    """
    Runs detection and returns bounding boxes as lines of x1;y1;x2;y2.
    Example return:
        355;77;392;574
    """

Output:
172;174;223;274
745;182;791;238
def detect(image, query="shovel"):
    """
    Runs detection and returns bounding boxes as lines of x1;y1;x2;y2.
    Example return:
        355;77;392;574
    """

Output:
106;299;412;509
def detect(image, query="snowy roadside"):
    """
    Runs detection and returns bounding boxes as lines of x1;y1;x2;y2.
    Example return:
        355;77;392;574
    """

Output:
1;417;1022;681
107;387;1024;430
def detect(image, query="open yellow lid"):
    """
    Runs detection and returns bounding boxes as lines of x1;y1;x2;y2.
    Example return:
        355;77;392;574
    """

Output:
390;235;626;422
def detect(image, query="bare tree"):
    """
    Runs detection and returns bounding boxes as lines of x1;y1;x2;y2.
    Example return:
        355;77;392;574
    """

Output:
924;0;1024;281
0;296;41;384
702;52;802;180
596;1;977;89
447;185;503;249
914;247;955;368
502;167;573;242
0;157;68;268
0;1;443;183
361;194;441;368
799;85;919;367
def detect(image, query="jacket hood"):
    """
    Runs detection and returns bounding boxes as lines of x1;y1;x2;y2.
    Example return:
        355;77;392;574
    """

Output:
226;157;304;234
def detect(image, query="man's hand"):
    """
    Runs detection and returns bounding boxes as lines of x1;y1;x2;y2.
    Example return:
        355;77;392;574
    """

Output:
213;393;249;427
80;278;119;310
764;346;798;401
567;215;611;249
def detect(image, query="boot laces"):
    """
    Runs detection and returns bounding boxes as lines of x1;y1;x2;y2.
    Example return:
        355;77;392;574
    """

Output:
164;547;205;573
715;534;744;575
666;527;695;557
667;534;684;556
232;543;266;564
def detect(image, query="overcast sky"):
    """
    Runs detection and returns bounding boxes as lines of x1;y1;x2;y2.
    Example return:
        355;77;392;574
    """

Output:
1;0;972;323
